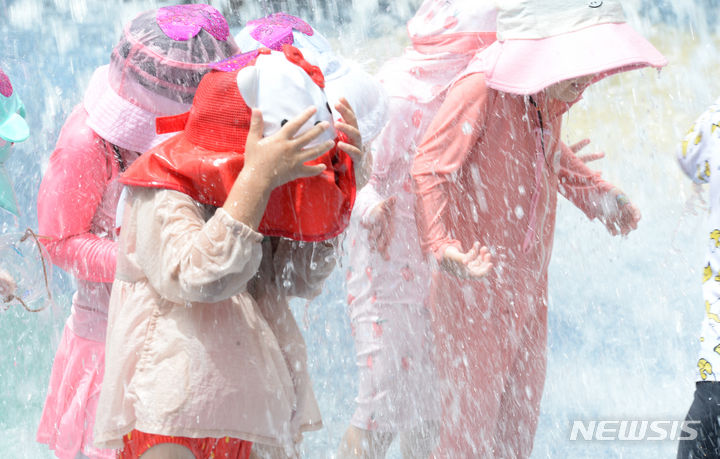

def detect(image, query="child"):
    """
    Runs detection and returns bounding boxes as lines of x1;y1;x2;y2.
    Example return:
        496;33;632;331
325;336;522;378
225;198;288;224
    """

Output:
411;0;664;456
339;1;497;457
35;5;239;458
93;46;363;458
677;100;720;457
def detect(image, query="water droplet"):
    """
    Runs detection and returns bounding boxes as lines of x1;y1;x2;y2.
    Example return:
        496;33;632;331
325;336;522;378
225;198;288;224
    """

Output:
283;279;292;288
514;205;525;219
462;121;472;135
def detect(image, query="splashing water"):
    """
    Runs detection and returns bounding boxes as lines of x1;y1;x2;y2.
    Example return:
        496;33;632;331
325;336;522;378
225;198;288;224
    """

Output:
0;0;717;457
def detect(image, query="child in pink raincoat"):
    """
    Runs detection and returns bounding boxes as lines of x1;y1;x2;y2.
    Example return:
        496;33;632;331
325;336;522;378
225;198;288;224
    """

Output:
411;0;665;456
340;1;497;457
35;6;239;459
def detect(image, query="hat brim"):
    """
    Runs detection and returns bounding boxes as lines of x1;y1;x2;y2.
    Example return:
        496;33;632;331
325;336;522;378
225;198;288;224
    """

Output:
122;131;355;242
0;111;29;143
121;133;240;202
83;66;180;153
482;22;668;95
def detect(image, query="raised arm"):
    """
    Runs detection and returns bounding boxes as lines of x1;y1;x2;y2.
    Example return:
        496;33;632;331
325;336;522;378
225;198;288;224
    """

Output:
134;188;265;304
136;107;335;304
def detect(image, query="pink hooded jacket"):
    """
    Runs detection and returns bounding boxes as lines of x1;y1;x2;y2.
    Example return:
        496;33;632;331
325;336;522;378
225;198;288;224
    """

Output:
411;73;614;456
38;106;138;342
347;0;498;307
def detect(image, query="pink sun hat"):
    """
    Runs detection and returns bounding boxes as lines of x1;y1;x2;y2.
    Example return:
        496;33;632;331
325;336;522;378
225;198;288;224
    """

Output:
475;0;667;95
84;4;239;153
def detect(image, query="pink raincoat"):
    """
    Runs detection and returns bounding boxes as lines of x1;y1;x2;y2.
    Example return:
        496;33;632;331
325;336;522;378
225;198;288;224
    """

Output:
412;73;615;457
36;106;138;459
345;0;498;433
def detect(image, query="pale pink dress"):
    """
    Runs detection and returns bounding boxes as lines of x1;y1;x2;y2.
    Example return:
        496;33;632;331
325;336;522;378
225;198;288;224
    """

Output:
36;106;138;459
94;187;334;453
345;0;497;433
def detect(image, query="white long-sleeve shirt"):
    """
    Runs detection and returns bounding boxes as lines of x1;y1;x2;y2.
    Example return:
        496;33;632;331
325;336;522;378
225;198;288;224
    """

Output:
678;98;720;382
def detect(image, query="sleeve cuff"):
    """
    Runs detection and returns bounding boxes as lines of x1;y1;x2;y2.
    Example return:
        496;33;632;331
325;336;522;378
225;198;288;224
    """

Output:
214;207;265;244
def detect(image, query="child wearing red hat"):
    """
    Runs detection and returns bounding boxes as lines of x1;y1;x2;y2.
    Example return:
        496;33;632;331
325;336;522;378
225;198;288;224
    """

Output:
94;46;363;458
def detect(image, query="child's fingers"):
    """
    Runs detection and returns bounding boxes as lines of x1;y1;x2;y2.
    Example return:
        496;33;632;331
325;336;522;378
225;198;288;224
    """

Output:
335;98;358;127
568;138;591;153
469;261;493;278
281;106;318;139
337;141;362;162
380;199;395;220
482;250;492;263
247;109;265;143
294;163;327;179
607;221;619;236
464;242;481;262
335;121;361;142
578;152;605;163
377;232;391;261
292;121;331;149
298;140;335;163
368;222;381;240
387;219;395;243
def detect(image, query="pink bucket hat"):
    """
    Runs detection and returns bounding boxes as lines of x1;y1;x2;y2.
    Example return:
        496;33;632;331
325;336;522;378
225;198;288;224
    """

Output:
477;0;667;95
84;5;239;153
406;0;497;53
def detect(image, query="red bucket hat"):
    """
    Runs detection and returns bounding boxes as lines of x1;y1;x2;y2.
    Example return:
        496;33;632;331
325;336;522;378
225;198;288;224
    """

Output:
120;45;356;242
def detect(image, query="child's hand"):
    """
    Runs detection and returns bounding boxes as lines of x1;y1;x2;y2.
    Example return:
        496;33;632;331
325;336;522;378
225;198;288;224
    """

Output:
334;97;369;188
224;107;334;228
361;197;396;261
441;242;493;279
569;138;605;163
0;268;17;300
599;190;641;236
244;107;334;190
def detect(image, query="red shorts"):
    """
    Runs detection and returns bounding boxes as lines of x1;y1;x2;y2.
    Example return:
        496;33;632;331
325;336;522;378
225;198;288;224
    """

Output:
118;430;252;459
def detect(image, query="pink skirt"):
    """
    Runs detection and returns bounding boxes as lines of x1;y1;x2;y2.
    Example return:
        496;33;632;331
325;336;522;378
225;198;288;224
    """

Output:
37;323;115;459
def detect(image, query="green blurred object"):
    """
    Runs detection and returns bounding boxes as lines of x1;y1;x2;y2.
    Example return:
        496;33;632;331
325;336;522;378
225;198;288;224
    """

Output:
0;68;30;216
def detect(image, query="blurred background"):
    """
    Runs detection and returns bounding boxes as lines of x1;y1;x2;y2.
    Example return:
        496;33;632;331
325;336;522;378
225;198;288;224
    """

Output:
1;0;719;457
